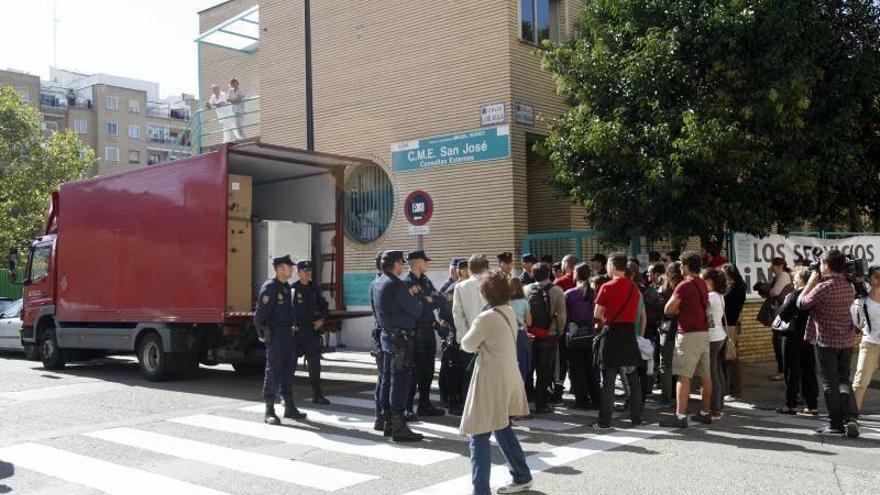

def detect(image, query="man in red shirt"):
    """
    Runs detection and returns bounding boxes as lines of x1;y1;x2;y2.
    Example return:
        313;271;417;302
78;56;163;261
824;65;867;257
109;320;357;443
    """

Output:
660;251;713;428
554;255;577;291
593;252;643;430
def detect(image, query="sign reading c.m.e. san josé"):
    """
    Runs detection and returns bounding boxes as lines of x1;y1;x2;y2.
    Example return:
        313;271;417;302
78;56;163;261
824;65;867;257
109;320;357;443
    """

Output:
391;125;510;172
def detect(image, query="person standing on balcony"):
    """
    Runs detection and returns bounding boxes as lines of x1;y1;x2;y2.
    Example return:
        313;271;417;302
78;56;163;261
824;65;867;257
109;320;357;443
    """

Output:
227;78;246;141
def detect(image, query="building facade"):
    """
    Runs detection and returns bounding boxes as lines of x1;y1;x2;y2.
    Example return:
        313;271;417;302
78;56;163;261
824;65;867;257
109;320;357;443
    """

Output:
0;68;197;176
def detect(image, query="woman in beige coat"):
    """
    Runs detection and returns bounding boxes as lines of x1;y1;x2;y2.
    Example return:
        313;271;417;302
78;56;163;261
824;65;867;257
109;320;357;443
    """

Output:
460;270;533;495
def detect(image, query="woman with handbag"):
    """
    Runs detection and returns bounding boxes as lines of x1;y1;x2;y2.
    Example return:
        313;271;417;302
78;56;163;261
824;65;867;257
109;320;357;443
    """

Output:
656;262;683;407
564;263;600;409
773;267;819;415
701;268;729;417
460;270;533;495
721;264;747;400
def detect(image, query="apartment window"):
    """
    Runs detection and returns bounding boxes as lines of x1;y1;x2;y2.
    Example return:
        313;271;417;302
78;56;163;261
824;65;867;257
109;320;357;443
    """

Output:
128;124;141;139
129;100;141;113
106;95;118;111
128;150;140;164
345;165;394;244
148;153;161;165
107;122;118;136
45;122;59;133
520;0;560;45
105;147;119;163
148;124;169;143
74;119;88;134
13;86;30;103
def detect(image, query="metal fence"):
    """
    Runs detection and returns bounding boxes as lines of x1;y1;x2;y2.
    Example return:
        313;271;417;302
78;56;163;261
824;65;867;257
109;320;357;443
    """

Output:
520;230;689;264
0;269;25;300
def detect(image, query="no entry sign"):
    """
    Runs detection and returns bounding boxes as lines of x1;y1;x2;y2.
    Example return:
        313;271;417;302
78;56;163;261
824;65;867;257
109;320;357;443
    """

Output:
404;190;433;226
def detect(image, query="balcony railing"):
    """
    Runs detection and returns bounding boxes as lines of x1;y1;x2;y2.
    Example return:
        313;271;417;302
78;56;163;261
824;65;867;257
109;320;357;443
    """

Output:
183;95;260;155
147;102;192;120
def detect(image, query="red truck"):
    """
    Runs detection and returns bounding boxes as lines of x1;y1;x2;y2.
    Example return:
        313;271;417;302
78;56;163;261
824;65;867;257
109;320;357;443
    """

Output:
12;143;370;381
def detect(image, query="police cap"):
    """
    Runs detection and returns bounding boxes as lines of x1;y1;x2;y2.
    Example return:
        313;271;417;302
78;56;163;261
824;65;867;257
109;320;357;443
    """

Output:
406;250;431;262
382;250;405;264
521;253;538;264
296;260;313;271
450;257;463;267
497;252;513;264
272;255;295;267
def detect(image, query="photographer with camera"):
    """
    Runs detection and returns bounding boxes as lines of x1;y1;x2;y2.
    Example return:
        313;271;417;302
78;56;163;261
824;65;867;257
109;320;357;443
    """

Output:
797;249;860;438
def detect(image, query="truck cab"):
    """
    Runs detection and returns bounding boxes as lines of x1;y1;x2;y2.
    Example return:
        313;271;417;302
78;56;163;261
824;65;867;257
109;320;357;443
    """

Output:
20;235;57;353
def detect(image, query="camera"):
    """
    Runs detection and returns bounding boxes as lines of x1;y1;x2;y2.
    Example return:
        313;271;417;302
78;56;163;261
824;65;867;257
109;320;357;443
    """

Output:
804;255;868;298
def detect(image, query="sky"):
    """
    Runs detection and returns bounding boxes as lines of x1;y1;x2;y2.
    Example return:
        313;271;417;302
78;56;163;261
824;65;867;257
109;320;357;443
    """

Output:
0;0;224;98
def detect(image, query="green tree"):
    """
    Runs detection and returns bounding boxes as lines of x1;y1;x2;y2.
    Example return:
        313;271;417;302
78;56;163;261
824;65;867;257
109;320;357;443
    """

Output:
0;86;94;252
539;0;880;243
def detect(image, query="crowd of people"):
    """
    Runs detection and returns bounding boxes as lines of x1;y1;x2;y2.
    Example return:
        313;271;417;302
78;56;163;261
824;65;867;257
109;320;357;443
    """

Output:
364;246;878;495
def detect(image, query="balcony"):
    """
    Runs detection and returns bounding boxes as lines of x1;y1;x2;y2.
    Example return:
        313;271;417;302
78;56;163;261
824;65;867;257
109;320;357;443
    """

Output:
184;95;260;155
147;101;192;120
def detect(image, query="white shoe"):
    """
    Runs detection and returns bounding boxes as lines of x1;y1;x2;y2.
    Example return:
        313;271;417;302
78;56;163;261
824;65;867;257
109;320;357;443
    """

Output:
497;480;533;494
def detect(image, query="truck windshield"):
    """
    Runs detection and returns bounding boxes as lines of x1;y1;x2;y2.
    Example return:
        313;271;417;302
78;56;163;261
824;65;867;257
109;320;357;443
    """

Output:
29;247;51;282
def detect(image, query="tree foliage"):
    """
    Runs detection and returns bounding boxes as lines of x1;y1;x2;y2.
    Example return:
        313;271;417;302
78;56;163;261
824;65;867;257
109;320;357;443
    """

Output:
0;86;94;251
540;0;880;243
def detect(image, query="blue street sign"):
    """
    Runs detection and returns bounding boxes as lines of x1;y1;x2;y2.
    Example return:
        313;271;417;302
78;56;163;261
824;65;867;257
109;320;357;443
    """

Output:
391;125;510;172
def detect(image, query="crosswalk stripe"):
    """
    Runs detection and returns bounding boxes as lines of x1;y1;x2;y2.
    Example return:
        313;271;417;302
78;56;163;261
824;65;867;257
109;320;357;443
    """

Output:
241;403;529;444
403;427;666;495
86;427;377;491
170;414;459;466
0;381;125;402
0;442;230;495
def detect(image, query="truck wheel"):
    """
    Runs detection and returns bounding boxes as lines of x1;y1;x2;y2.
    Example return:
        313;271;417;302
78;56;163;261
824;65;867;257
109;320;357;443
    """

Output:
23;343;40;361
232;361;265;375
41;329;66;370
138;333;171;382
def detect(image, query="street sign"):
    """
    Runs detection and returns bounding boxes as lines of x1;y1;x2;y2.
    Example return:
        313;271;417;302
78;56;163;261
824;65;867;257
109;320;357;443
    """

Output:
515;103;534;126
408;225;430;236
404;190;433;226
480;102;506;127
390;125;510;172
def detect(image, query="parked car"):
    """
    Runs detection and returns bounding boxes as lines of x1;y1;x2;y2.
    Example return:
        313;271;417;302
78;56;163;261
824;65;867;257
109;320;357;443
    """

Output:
0;299;39;360
0;297;13;314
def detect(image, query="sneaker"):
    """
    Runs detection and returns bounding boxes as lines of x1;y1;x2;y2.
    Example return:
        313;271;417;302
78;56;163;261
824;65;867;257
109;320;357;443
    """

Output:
724;395;740;402
816;425;845;435
690;412;712;424
591;422;614;432
497;480;534;494
710;411;724;419
659;415;688;428
845;421;860;438
802;408;819;416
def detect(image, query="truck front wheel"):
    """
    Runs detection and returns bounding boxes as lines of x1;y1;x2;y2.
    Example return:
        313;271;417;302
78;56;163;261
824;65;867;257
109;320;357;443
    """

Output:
41;328;66;370
138;332;172;382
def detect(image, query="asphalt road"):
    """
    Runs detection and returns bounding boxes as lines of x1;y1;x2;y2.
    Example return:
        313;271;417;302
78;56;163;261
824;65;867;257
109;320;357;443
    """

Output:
1;350;878;495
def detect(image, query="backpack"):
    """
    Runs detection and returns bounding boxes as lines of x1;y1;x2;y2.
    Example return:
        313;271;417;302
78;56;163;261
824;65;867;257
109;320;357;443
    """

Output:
528;284;554;329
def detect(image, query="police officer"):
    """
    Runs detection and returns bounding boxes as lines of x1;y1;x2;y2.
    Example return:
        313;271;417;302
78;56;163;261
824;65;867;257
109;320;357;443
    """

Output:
498;251;514;277
291;259;331;405
370;250;387;431
404;250;445;418
373;250;424;442
520;253;538;285
254;255;306;425
439;257;463;294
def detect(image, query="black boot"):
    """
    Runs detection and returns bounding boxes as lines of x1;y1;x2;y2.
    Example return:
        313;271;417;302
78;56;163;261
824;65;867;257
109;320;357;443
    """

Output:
403;410;419;422
312;395;330;405
391;414;424;442
282;397;307;420
382;412;394;437
417;402;445;417
264;400;281;426
373;409;386;432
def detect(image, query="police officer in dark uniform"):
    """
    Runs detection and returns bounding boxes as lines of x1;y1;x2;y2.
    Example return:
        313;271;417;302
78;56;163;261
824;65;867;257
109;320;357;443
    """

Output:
370;251;387;431
254;255;306;425
439;257;463;294
497;251;514;277
373;250;424;442
520;253;537;285
291;259;331;405
404;250;445;418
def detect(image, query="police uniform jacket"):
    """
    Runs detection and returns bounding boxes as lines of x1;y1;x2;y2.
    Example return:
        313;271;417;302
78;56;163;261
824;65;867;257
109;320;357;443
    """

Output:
405;272;439;326
254;278;296;338
291;280;329;328
372;272;422;330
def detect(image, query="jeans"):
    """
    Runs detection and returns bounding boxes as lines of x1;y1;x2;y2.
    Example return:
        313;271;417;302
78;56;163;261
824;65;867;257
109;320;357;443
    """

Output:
532;339;557;409
815;345;858;428
852;340;880;410
772;331;784;374
781;333;818;410
470;425;532;495
599;366;642;425
567;337;601;407
553;337;568;399
516;330;532;385
709;340;727;412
